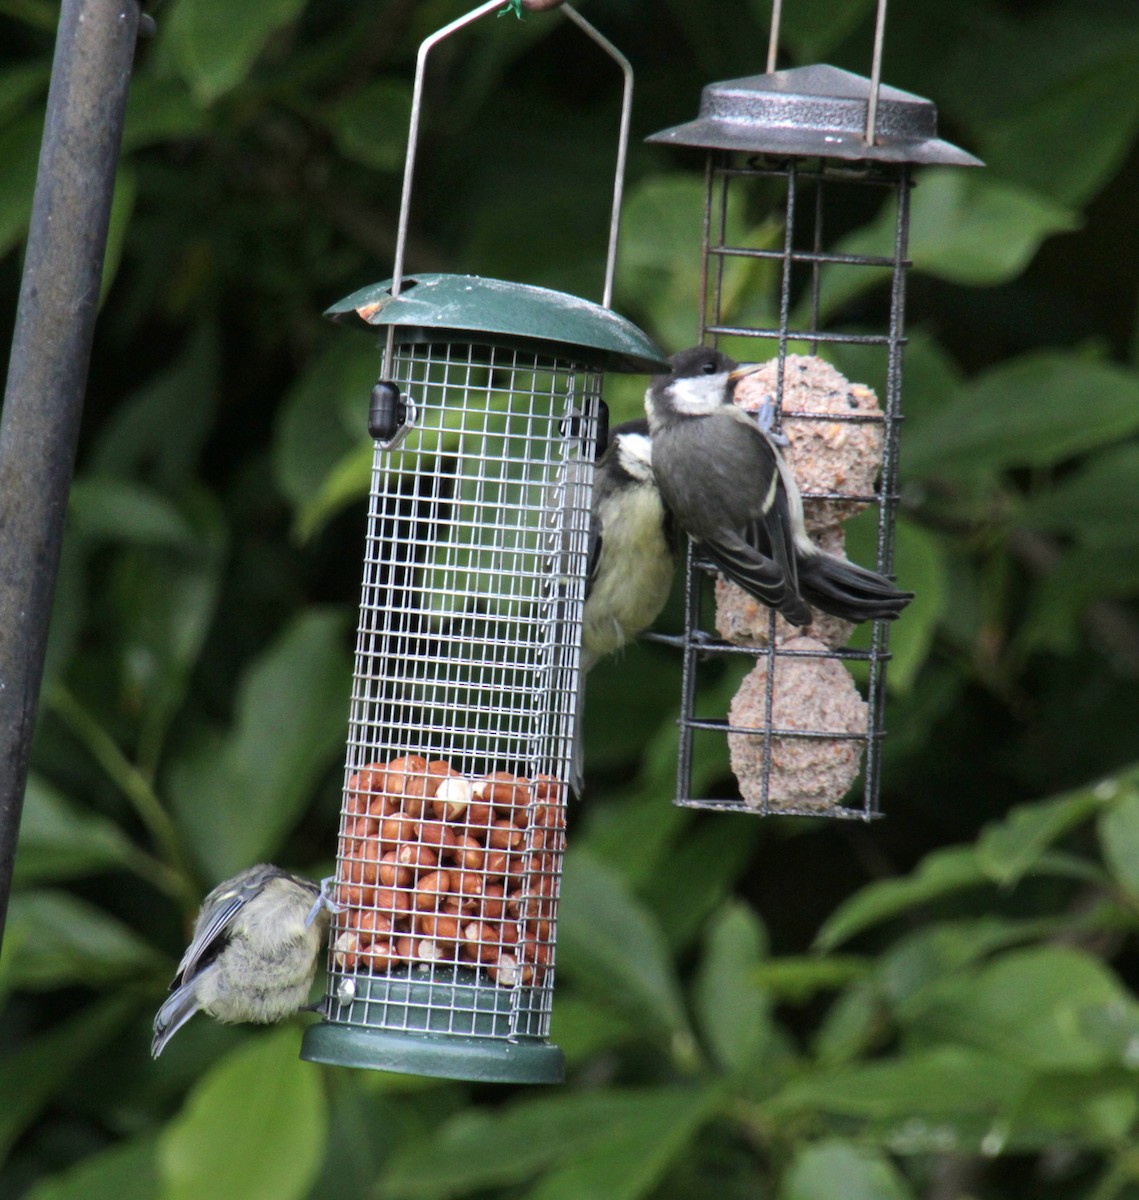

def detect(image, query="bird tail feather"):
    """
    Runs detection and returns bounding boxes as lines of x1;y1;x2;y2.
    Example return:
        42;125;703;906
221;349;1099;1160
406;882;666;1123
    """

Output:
797;552;913;623
151;982;201;1058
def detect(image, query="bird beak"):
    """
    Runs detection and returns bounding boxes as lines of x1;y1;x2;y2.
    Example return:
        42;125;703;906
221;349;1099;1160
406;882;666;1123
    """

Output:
727;363;765;382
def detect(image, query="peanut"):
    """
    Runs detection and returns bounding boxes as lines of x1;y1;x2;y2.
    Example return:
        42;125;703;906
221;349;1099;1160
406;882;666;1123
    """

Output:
431;775;473;820
416;819;457;853
378;850;412;888
414;869;452;911
447;834;485;872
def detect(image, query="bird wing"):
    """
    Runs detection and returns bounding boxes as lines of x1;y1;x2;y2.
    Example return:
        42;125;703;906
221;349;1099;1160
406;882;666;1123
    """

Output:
173;865;284;984
706;416;812;625
701;526;796;613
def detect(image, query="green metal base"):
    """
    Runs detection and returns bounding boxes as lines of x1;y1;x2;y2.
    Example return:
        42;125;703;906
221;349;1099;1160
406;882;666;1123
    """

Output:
299;965;564;1085
300;1021;564;1084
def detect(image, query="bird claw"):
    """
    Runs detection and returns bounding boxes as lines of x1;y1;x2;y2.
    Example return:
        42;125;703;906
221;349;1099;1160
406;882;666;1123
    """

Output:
754;396;790;446
305;875;344;927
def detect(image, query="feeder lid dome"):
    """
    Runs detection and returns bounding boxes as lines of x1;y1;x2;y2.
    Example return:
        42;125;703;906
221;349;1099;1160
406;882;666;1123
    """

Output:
646;63;982;167
326;273;669;373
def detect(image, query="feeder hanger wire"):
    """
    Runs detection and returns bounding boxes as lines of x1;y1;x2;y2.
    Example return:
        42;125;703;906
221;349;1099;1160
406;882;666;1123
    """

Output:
383;0;632;369
765;0;890;145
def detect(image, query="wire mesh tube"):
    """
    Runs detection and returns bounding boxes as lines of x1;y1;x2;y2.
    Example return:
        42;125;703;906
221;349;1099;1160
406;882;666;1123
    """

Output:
302;342;601;1083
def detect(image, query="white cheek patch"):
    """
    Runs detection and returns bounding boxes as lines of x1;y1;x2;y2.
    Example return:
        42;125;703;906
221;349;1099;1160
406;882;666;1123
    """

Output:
616;433;653;481
667;372;731;414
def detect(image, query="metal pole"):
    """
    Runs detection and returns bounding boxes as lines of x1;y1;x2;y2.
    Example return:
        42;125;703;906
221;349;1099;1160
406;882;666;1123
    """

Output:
0;0;142;946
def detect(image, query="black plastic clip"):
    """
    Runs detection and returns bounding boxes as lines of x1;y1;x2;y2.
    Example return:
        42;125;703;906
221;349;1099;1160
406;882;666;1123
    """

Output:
368;381;415;449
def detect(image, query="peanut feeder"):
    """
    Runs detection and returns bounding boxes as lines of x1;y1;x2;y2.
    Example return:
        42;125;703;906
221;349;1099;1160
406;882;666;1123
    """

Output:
643;10;980;820
300;2;666;1085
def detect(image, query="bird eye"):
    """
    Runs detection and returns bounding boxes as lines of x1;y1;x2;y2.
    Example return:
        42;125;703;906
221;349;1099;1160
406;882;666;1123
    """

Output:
701;358;718;375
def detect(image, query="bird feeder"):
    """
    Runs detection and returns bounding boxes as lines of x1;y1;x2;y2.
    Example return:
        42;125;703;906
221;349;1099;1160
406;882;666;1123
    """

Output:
644;3;980;820
299;1;666;1085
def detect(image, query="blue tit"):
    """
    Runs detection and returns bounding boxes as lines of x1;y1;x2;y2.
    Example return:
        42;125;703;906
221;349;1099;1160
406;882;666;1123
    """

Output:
571;419;678;797
151;864;330;1057
645;346;913;625
582;418;678;670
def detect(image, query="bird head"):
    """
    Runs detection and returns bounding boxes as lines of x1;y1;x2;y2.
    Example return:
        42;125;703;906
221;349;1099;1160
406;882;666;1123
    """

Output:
645;346;764;426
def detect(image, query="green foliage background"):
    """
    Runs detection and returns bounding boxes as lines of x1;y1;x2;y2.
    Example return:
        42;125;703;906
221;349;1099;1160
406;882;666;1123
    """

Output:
3;0;1139;1196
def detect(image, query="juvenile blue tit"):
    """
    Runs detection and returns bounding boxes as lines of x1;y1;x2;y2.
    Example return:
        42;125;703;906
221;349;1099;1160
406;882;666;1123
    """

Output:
645;347;913;625
582;418;678;670
151;864;329;1058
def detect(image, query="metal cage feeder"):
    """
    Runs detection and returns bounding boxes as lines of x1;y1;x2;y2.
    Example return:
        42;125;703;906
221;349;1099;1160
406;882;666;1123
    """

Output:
644;11;980;821
299;1;666;1086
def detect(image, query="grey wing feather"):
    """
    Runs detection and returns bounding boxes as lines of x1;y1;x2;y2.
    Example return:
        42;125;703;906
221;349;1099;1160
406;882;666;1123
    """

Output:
152;968;215;1057
174;864;282;984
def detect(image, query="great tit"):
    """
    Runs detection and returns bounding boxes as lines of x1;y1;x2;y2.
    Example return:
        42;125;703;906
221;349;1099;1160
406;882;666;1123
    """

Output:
645;346;913;626
151;864;330;1057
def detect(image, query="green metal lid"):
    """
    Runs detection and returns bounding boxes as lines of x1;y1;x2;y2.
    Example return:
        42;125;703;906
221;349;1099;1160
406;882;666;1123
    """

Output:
325;273;669;374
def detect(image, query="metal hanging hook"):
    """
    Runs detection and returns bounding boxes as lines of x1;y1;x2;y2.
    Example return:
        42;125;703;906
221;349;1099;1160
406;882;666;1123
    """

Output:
865;0;889;146
765;0;783;73
388;0;631;318
764;0;889;145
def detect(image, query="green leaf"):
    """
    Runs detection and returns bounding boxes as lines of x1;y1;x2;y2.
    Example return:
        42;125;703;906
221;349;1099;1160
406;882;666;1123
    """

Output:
557;851;691;1046
1098;787;1139;901
903;354;1139;479
762;0;877;62
0;59;50;125
766;1045;1027;1123
909;946;1130;1071
615;173;774;351
163;0;308;104
839;509;936;684
977;779;1113;886
753;956;869;1004
780;1139;915;1200
121;74;207;151
0;995;137;1161
872;516;947;693
292;437;375;542
168;609;352;880
960;10;1139;206
877;917;1061;1019
0;110;44;257
639;814;762;951
0;890;165;990
23;1135;159;1200
817;171;1078;320
1019;444;1139;547
272;337;378;519
814;845;989;951
812;981;884;1068
100;166;137;303
89;325;220;488
381;1087;714;1200
526;1088;720;1200
104;489;226;770
324;79;412;171
158;1028;327;1200
1018;544;1139;657
905;170;1080;285
68;478;198;549
13;773;143;886
694;901;771;1074
550;994;641;1067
